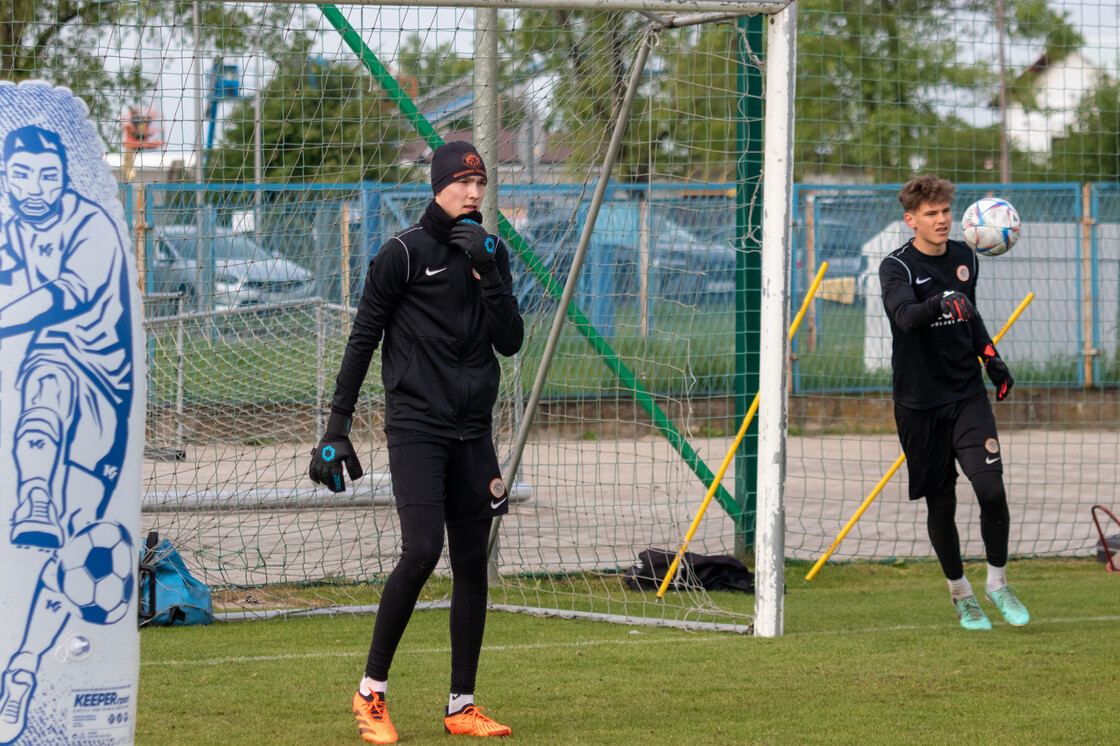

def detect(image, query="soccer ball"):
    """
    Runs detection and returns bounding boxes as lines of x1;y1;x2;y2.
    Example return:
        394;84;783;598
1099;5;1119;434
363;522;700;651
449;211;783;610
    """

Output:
962;197;1020;257
57;521;135;625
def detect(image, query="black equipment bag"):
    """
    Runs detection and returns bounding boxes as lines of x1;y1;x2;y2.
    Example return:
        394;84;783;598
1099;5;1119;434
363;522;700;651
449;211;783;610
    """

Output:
624;548;754;593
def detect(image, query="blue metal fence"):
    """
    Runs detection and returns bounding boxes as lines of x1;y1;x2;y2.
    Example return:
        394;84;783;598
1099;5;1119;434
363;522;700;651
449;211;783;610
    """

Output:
124;181;1119;394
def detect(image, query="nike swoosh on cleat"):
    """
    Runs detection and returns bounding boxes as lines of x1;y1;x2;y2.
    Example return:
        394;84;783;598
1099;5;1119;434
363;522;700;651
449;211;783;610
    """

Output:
985;456;1001;464
916;276;932;284
490;497;508;510
425;267;448;276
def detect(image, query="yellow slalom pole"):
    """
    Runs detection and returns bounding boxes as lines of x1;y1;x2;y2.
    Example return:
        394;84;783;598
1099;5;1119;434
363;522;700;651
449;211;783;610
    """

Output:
656;262;831;598
804;291;1035;581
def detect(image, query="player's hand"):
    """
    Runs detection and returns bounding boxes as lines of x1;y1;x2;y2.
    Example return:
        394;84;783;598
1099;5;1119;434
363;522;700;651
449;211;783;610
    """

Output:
308;411;364;493
927;290;973;322
450;219;498;275
981;343;1014;401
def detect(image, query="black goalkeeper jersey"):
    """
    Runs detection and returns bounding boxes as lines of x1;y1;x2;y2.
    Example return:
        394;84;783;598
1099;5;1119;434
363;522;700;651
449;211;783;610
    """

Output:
330;204;524;439
878;238;994;410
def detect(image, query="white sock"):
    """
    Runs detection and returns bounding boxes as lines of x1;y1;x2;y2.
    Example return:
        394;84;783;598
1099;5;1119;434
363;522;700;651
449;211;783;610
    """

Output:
986;563;1007;593
360;677;387;697
947;575;973;601
449;693;474;713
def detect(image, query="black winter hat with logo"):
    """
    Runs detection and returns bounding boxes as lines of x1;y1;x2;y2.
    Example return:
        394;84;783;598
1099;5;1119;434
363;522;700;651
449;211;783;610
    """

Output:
430;140;487;195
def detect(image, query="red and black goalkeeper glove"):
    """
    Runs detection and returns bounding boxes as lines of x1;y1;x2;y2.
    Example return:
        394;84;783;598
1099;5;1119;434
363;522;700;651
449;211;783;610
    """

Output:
309;410;364;493
981;343;1014;401
926;290;974;322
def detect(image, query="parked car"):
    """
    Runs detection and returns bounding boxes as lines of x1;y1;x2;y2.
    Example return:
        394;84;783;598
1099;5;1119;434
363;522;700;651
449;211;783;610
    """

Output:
149;226;316;313
511;201;737;313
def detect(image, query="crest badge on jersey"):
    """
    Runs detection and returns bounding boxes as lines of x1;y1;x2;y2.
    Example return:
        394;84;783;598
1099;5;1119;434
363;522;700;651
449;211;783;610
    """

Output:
985;438;1000;454
956;265;970;282
0;81;144;745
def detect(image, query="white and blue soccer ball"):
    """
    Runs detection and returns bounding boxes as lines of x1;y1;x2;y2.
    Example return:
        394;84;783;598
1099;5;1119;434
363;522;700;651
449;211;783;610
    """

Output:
57;521;135;625
962;197;1020;257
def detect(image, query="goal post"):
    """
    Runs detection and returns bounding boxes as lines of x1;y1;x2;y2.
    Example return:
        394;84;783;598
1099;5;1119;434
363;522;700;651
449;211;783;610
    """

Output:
756;0;798;638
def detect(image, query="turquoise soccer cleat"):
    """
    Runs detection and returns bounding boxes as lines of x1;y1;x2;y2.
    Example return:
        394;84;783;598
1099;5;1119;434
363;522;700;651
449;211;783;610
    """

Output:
953;594;992;630
986;585;1030;627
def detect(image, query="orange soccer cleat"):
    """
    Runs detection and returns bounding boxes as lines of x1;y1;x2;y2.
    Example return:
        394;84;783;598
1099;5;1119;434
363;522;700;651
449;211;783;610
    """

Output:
352;690;398;744
444;704;511;737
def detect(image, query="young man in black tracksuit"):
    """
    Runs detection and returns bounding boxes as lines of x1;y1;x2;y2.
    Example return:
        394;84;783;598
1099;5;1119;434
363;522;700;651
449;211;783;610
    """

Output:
309;141;524;742
879;174;1028;631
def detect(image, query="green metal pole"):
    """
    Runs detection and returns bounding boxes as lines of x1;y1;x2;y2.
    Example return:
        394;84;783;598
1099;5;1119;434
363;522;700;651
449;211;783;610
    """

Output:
318;4;738;519
735;15;764;553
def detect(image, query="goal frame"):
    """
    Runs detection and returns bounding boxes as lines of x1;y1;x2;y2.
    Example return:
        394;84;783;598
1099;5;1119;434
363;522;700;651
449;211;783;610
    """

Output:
249;0;797;635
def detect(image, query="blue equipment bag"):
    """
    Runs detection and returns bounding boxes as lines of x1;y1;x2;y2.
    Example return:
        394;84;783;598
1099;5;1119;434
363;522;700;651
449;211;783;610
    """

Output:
138;531;214;626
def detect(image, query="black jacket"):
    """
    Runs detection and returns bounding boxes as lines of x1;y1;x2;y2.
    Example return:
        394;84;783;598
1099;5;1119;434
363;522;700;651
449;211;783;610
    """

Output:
331;203;524;439
879;238;994;410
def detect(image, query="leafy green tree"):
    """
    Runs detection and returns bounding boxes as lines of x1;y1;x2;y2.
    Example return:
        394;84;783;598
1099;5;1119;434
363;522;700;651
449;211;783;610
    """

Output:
511;10;653;181
0;1;297;143
794;0;1082;183
1049;76;1120;181
398;33;473;96
653;25;744;183
514;1;1084;184
207;41;404;184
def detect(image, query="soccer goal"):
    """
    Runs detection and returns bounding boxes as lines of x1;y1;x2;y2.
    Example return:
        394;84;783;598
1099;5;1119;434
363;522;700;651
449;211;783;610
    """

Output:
120;0;799;635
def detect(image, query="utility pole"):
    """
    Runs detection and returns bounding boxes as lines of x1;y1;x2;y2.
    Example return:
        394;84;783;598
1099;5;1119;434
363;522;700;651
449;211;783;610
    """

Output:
996;0;1011;183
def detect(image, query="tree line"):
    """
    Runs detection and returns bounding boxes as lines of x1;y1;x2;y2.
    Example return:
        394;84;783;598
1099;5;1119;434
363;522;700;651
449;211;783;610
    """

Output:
4;1;1116;184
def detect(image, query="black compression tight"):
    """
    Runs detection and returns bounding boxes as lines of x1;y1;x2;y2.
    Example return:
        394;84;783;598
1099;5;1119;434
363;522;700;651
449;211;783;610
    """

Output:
364;506;490;694
925;490;963;581
971;471;1010;568
925;473;1010;580
446;517;491;694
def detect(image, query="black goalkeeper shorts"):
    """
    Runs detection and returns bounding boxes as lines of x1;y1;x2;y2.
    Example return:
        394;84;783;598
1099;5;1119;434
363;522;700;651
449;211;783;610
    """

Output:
385;430;508;527
894;393;1003;500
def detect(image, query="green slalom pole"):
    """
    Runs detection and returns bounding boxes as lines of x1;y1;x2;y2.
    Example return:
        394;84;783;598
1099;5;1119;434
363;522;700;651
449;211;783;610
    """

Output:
318;4;739;521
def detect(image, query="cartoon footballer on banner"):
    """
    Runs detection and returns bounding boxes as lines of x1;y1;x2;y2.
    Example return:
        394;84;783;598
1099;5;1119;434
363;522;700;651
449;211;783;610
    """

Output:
0;82;143;746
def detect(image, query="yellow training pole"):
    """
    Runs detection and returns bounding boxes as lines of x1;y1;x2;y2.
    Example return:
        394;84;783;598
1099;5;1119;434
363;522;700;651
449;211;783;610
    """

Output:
656;262;830;598
804;292;1035;581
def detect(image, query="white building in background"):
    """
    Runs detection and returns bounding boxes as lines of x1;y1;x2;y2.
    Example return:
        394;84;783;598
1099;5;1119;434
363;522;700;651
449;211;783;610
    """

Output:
1004;50;1108;153
859;220;1120;373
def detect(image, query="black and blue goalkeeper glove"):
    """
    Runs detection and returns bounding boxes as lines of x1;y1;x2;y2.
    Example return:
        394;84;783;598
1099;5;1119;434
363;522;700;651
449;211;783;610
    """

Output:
981;343;1014;401
450;219;501;286
309;410;363;493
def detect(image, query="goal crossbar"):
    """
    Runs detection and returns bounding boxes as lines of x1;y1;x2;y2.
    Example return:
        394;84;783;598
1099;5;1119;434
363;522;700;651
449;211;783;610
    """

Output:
305;0;791;13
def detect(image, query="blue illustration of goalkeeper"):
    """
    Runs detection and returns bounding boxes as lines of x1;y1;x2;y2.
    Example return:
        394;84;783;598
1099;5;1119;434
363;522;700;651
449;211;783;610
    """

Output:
0;124;133;743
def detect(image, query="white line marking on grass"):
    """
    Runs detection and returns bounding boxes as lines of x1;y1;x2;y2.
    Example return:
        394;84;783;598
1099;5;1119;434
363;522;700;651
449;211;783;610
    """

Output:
786;614;1120;636
141;635;719;667
141;614;1120;668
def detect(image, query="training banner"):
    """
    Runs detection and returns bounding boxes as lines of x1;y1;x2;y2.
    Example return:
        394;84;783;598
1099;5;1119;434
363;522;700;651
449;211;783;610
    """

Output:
0;81;144;746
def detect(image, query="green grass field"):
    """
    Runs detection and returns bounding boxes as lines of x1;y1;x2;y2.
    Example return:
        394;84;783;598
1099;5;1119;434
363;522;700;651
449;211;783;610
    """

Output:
138;557;1120;745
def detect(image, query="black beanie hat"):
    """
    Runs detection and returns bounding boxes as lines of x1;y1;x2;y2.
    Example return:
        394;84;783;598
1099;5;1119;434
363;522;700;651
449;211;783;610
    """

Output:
430;140;487;195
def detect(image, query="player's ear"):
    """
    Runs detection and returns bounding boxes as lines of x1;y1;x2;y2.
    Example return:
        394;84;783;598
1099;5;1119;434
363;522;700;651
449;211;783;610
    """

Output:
903;212;916;229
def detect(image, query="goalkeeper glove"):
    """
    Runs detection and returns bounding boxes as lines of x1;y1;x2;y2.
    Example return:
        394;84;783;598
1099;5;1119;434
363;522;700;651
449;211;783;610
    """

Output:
981;343;1014;401
927;290;974;322
450;219;501;285
309;410;363;493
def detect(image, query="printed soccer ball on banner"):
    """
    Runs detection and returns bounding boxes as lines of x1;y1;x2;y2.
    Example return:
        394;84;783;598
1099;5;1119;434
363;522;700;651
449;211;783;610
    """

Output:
962;197;1020;257
58;521;136;625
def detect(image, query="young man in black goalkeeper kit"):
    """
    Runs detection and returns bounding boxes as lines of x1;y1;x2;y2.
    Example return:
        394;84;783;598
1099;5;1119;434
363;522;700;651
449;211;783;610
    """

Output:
879;174;1029;631
308;141;523;742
